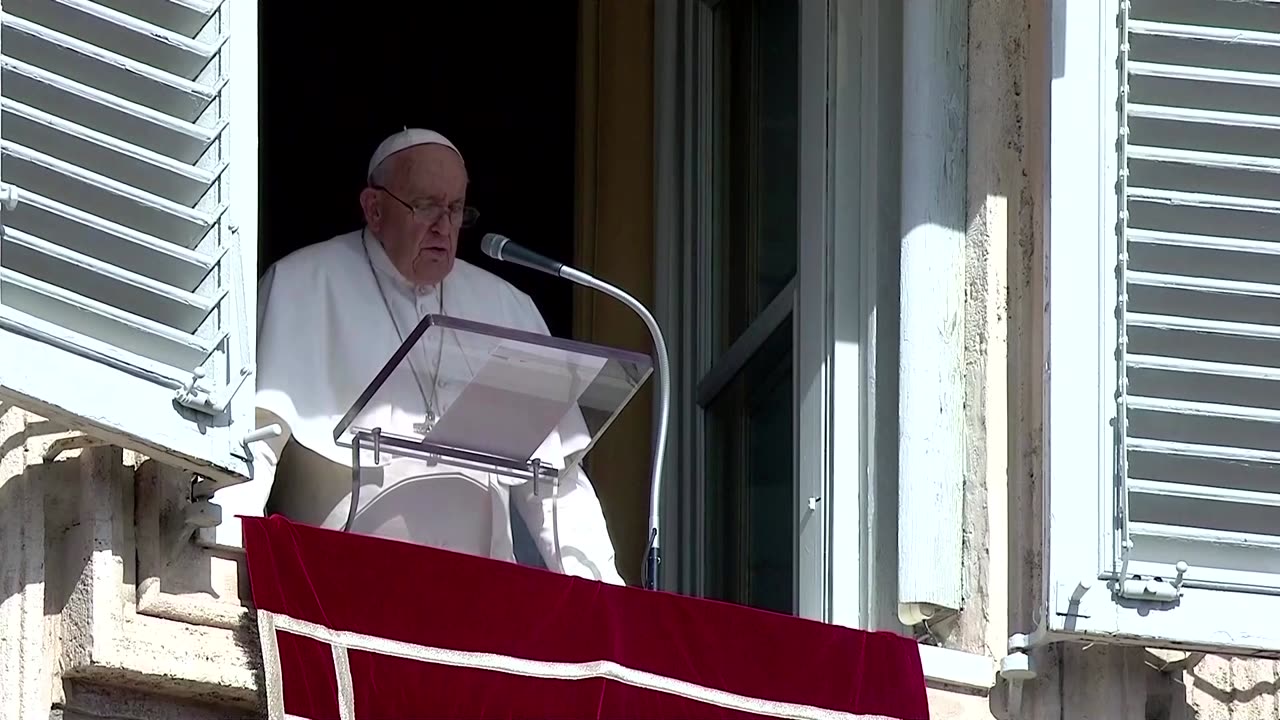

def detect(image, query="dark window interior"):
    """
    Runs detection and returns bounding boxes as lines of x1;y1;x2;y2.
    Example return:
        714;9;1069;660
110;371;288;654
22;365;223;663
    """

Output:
258;3;579;337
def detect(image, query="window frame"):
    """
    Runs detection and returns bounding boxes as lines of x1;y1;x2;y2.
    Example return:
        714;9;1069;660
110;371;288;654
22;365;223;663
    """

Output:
657;0;821;614
658;0;1000;687
1043;0;1280;655
654;0;877;626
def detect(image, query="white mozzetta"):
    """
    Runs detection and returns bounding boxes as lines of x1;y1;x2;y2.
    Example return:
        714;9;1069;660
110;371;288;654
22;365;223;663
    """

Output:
1045;0;1280;655
0;0;258;483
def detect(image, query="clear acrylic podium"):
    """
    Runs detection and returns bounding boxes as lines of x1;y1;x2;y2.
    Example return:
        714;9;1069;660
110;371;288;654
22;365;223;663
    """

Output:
330;314;653;530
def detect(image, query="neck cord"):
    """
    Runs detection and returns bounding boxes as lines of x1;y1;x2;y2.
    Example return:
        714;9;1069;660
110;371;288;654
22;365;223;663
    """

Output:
362;230;445;431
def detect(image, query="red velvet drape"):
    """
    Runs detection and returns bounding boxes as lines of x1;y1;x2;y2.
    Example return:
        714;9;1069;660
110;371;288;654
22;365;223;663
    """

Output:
243;515;930;720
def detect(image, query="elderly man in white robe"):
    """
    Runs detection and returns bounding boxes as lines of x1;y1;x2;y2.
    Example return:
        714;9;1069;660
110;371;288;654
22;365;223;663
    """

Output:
217;128;625;585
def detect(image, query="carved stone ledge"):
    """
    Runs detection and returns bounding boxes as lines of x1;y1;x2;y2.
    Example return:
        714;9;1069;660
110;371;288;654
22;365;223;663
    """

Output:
61;614;260;709
43;444;263;714
56;678;247;720
135;459;253;631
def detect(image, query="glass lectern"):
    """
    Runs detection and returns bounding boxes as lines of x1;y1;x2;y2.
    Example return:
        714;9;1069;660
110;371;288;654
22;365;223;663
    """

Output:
331;314;653;530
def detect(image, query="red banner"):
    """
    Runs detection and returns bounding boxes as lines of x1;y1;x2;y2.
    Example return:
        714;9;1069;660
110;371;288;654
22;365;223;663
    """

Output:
243;515;930;720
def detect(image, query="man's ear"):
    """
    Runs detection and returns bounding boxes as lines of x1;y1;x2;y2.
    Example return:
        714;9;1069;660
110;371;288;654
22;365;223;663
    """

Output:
358;187;381;229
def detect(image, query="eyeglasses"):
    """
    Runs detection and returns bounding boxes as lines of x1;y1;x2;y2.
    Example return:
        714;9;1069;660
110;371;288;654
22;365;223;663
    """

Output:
371;184;480;229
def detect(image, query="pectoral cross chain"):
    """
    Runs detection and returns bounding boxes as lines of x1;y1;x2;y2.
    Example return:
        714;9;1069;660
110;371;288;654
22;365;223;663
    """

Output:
413;409;437;436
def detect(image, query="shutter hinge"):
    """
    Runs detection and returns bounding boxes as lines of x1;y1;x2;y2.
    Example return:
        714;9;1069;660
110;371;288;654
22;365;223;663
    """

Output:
1000;607;1053;719
175;364;254;416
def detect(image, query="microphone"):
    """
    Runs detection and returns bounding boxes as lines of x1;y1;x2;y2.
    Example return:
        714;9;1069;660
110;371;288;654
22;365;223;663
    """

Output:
480;233;565;277
481;233;672;592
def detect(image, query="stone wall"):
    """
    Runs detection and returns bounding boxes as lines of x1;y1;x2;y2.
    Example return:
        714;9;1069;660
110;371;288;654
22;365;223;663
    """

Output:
0;404;262;719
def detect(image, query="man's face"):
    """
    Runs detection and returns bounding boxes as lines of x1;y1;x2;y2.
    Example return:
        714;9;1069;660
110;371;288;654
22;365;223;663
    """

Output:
361;144;469;288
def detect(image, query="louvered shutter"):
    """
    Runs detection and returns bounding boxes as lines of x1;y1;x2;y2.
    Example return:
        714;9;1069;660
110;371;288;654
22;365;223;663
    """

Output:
0;0;258;482
1119;0;1280;598
1044;0;1280;654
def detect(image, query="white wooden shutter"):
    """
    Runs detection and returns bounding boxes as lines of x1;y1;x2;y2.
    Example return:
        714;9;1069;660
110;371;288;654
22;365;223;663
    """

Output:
0;0;258;483
1045;0;1280;655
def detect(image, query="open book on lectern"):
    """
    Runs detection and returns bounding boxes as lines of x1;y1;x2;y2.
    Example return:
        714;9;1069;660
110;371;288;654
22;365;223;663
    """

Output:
331;313;654;486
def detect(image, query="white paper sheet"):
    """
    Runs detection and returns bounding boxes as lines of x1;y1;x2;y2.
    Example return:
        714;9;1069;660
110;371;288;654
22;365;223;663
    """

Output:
426;341;607;463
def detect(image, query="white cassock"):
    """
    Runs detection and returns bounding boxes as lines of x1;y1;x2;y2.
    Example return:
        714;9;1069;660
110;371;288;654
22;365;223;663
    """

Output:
221;228;625;585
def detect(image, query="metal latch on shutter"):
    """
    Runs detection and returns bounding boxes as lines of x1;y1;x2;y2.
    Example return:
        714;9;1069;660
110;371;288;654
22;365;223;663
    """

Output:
175;364;254;415
0;184;20;306
1116;538;1190;602
0;183;21;210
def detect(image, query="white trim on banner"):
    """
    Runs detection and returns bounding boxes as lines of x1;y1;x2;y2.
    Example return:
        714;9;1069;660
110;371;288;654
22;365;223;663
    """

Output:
257;610;905;720
257;610;286;720
332;643;355;720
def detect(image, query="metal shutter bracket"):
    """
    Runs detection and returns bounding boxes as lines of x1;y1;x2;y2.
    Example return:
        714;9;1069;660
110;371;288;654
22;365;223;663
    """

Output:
174;363;253;414
173;220;254;416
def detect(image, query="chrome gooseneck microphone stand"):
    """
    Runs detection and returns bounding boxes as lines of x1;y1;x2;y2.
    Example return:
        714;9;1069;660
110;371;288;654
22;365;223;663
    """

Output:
481;233;671;591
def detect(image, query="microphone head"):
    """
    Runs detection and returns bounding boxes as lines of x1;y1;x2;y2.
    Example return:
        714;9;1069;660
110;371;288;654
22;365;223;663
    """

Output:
480;233;509;260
